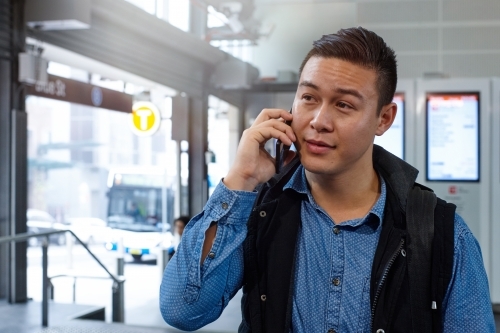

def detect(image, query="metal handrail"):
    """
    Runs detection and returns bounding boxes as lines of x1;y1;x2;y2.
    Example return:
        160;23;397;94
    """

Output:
48;274;116;304
50;274;113;281
0;230;125;327
0;230;121;284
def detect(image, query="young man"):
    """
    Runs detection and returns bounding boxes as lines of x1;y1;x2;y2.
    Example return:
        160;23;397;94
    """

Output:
168;216;191;256
160;27;495;332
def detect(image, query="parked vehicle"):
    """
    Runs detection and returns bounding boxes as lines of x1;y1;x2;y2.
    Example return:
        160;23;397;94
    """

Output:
27;209;68;246
105;168;175;261
65;217;111;245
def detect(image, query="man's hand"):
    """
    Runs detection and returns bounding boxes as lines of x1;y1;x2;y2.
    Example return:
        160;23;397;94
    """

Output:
224;109;295;191
201;109;295;264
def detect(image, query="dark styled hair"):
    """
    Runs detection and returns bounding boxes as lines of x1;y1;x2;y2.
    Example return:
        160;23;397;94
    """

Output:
299;27;397;113
174;216;190;226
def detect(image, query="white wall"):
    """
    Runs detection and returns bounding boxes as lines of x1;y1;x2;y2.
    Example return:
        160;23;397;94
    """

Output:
251;0;500;79
251;2;356;77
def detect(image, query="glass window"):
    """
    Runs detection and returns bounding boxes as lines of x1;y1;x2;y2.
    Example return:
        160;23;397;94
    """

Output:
168;0;190;32
124;0;190;32
26;95;176;223
124;0;156;15
207;95;239;196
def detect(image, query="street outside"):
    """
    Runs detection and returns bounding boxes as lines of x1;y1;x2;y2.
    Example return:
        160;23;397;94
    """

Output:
27;242;241;332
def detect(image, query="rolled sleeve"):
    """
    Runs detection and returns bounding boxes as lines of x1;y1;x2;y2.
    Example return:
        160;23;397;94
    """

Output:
160;180;256;331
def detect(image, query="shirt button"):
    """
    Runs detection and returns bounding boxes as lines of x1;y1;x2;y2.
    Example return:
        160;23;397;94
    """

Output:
333;227;340;235
332;278;341;286
328;329;336;333
376;330;385;333
221;202;228;210
208;252;215;259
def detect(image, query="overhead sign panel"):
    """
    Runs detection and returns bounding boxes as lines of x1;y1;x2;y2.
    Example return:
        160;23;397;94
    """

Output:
426;93;480;182
26;74;133;113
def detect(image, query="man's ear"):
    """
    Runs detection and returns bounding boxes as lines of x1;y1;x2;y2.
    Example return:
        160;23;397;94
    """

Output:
375;102;397;136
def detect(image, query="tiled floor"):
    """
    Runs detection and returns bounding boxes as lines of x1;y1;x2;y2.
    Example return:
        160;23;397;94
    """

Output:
0;300;189;333
1;299;499;333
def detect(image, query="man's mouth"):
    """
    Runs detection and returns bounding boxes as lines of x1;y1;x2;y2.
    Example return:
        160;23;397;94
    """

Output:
306;140;333;147
305;140;335;153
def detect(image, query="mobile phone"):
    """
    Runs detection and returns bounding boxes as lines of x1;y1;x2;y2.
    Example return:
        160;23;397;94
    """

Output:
275;108;293;174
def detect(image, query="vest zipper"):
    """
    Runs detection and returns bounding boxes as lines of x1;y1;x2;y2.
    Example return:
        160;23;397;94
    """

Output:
370;238;405;330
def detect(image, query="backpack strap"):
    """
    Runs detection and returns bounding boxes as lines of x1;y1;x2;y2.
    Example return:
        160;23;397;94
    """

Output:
406;185;437;333
241;156;302;333
431;198;456;332
406;185;456;333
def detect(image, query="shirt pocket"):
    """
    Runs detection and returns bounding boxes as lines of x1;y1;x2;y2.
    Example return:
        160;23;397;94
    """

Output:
357;277;371;333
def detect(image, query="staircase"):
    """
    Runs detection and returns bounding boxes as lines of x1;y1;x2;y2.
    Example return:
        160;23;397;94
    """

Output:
0;300;187;333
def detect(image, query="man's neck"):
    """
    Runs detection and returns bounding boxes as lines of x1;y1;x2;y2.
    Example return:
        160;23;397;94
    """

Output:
305;162;381;224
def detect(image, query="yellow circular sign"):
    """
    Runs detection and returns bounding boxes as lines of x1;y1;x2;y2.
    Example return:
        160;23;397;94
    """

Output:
130;102;161;136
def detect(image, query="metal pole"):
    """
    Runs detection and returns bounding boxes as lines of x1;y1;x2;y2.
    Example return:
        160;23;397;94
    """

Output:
49;280;54;301
113;240;125;323
112;280;125;323
162;170;168;234
42;237;49;327
72;277;76;303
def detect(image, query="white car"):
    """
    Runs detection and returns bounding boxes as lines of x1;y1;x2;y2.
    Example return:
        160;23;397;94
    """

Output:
27;209;68;246
66;217;111;245
105;226;173;261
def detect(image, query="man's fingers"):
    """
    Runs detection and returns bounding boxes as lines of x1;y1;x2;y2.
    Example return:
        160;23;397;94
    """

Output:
253;119;296;141
253;108;293;125
253;127;295;146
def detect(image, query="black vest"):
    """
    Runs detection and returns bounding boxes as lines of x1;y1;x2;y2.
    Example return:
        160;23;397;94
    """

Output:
239;146;455;333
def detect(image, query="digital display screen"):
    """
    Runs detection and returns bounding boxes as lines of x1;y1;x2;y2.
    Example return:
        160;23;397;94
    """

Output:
426;93;480;182
374;93;404;159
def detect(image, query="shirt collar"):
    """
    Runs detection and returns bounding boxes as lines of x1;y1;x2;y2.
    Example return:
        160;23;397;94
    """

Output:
283;165;386;228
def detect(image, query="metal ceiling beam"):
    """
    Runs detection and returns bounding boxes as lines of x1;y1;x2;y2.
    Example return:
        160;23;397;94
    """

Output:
28;0;256;98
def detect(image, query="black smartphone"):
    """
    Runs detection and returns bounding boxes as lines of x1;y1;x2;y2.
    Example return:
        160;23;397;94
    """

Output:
275;108;293;174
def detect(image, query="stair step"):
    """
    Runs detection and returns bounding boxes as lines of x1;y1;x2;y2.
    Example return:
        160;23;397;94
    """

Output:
0;300;106;333
36;319;196;333
0;300;233;333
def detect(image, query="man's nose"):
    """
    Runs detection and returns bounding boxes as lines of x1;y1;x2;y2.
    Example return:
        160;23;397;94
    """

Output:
310;105;334;132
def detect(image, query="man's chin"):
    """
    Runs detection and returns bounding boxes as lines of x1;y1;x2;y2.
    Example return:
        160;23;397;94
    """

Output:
301;159;340;177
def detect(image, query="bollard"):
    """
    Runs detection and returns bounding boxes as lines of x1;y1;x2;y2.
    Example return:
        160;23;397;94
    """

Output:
117;257;124;276
72;277;77;303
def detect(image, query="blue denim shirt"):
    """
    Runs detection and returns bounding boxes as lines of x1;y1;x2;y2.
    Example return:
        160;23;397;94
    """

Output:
160;166;495;332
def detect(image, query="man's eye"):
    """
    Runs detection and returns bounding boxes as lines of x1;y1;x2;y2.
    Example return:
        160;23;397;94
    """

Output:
303;95;313;101
338;102;352;109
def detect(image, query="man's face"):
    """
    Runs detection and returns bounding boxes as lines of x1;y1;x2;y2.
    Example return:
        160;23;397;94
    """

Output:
175;221;185;236
292;56;388;177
